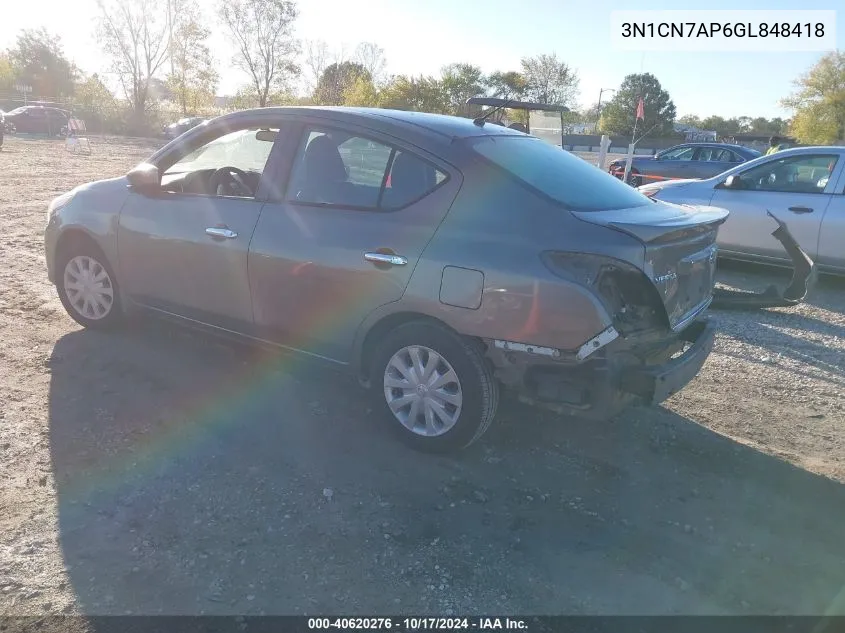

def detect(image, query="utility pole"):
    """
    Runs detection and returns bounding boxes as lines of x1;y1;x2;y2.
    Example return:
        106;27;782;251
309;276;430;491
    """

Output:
595;88;615;133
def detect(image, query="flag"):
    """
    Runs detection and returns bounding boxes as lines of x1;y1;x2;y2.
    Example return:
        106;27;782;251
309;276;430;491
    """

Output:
635;96;645;120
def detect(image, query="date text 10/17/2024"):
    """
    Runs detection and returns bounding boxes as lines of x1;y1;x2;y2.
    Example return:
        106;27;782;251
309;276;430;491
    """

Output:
307;617;529;630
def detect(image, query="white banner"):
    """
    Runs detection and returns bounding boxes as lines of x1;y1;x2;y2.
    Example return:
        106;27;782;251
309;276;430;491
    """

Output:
610;10;837;52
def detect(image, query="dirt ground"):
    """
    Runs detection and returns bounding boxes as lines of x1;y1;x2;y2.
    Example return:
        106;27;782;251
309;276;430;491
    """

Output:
2;135;845;620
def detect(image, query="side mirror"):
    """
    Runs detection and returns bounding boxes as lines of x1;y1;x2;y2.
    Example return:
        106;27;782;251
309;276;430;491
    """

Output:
127;162;161;193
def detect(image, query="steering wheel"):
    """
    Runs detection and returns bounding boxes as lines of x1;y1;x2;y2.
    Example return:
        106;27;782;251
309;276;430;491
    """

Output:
210;166;253;197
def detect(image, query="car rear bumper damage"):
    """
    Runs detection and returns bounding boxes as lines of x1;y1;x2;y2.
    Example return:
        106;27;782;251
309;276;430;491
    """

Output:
486;317;715;419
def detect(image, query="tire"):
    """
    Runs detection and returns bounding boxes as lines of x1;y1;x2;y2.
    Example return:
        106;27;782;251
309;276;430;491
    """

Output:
370;321;499;452
55;241;123;330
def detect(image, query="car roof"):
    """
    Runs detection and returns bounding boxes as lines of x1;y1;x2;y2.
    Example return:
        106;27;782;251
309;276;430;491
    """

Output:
761;145;845;156
677;142;754;150
218;106;528;141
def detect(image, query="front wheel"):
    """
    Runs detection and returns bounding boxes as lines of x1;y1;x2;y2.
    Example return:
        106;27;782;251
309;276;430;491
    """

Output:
371;322;499;452
56;245;123;330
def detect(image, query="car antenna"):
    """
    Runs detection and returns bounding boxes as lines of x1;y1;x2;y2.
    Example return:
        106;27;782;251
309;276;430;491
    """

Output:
473;99;513;127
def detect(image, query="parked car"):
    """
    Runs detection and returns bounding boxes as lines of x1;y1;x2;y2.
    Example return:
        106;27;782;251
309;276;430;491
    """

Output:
3;105;70;136
45;107;726;451
162;116;207;139
639;146;845;273
609;143;762;186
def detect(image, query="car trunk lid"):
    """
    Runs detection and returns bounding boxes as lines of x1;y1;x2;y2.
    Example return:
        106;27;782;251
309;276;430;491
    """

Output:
572;201;729;330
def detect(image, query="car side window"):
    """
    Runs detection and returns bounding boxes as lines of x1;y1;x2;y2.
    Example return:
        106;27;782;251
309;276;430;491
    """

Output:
382;150;446;210
162;127;278;198
661;146;695;161
736;154;839;194
287;127;447;210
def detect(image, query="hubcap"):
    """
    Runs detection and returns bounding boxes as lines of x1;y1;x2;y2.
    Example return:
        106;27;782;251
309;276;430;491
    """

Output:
63;255;114;320
383;345;463;437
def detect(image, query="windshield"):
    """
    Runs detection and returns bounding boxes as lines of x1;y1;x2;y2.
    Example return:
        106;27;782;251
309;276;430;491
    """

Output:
472;135;651;211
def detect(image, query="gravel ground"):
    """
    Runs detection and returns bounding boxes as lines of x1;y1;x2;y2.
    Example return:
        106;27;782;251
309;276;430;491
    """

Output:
1;135;845;621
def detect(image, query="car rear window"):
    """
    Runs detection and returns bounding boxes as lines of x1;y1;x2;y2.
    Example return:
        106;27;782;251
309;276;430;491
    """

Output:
471;136;651;211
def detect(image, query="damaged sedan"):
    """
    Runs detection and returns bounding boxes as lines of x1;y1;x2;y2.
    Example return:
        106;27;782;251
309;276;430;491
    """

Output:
45;107;727;451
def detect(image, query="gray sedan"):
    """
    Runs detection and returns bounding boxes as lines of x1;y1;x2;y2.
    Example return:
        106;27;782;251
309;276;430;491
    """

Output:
610;143;761;187
639;146;845;273
44;107;725;451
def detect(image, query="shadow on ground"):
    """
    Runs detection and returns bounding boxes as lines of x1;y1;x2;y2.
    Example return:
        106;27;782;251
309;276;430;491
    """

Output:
48;321;845;616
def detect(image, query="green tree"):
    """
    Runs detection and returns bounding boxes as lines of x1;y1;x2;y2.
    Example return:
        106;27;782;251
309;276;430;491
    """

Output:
0;53;13;91
700;116;741;136
520;53;578;106
378;75;447;113
486;70;526;101
314;61;369;105
167;0;218;115
600;73;676;137
676;114;702;128
342;75;378;107
218;0;300;107
6;28;77;100
783;51;845;144
440;63;485;116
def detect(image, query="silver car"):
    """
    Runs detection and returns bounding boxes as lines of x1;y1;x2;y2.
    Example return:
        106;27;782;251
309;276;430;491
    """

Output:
45;107;725;451
639;146;845;273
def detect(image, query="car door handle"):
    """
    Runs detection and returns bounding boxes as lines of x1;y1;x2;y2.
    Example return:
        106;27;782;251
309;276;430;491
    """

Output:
364;252;407;266
788;206;813;214
205;227;238;239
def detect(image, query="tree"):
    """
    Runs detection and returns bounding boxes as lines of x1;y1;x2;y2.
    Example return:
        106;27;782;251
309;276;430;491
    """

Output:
677;114;703;128
700;116;741;136
354;42;387;86
343;75;379;107
486;71;526;102
600;73;677;137
749;116;787;135
97;0;170;127
520;53;578;106
378;75;447;113
6;29;77;99
304;39;330;93
783;51;845;144
0;53;14;91
440;63;485;117
166;0;218;115
313;61;369;105
218;0;300;108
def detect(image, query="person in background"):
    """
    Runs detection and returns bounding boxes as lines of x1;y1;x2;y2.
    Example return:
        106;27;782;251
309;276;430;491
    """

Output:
766;136;782;155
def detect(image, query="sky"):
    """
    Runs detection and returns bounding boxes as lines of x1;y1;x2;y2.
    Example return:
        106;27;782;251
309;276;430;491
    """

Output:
1;0;842;119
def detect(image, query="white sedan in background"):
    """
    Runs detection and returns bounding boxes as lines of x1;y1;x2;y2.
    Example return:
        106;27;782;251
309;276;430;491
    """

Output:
638;146;845;273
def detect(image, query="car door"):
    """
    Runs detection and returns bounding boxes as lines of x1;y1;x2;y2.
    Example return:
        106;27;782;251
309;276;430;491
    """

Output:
711;152;840;261
816;160;845;271
118;122;286;330
249;122;459;363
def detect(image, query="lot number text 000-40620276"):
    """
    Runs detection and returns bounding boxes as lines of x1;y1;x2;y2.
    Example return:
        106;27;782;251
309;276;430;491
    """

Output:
609;10;837;52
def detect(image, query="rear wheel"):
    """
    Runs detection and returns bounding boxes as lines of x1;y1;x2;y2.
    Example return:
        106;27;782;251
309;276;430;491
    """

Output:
371;322;499;452
56;244;123;330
